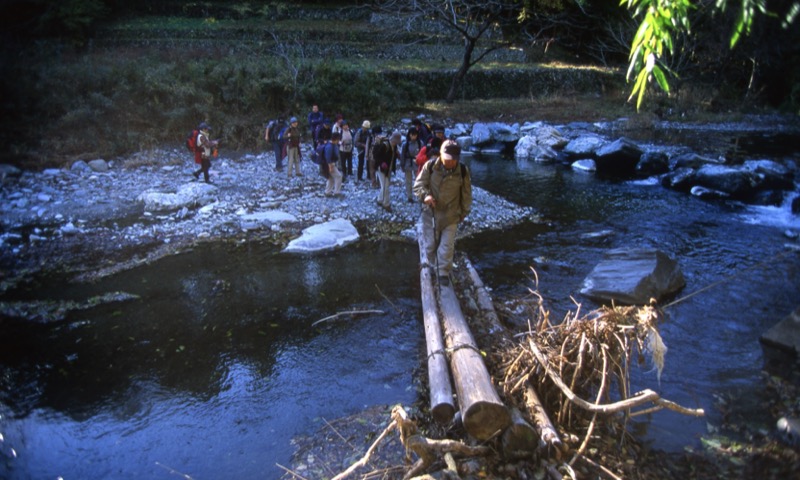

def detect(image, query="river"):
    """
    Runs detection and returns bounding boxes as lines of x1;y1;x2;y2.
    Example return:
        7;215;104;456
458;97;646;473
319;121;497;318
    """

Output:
1;125;799;479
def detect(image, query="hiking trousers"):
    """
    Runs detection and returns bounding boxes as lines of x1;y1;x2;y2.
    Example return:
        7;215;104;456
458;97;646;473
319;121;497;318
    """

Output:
420;209;457;278
287;147;301;176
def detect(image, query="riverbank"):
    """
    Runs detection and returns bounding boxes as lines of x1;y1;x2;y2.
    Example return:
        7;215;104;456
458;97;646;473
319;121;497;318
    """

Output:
0;143;538;297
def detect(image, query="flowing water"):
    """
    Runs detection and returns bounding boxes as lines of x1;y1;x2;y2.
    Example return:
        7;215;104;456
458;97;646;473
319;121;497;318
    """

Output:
1;126;799;479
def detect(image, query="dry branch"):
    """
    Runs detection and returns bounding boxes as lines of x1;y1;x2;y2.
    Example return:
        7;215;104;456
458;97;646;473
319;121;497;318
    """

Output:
311;309;384;326
528;337;704;417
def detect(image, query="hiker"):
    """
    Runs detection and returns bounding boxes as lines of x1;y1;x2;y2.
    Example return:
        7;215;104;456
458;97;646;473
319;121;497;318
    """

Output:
331;113;344;136
324;132;343;198
285;117;303;177
374;131;401;212
338;120;354;181
193;122;219;183
265;116;286;171
413;139;472;287
429;124;446;147
354;120;373;183
307;104;324;144
416;136;442;177
367;125;383;188
411;118;432;145
400;128;424;203
315;118;332;147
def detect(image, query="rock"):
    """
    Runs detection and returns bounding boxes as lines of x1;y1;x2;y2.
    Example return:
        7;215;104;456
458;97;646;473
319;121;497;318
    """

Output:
743;159;795;190
690;185;730;200
471;123;493;145
239;210;297;230
455;135;473;151
71;160;91;172
580;248;685;305
694;164;760;197
636;151;670;176
283;218;359;253
533;125;568;149
748;189;786;206
671;152;725;169
0;163;22;181
571;159;596;173
661;167;697;192
760;305;800;356
563;135;605;158
88;159;109;172
137;182;218;212
594;137;643;176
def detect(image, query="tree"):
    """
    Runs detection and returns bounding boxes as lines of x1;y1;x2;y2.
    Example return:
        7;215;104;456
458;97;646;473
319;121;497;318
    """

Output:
375;0;524;103
622;0;800;109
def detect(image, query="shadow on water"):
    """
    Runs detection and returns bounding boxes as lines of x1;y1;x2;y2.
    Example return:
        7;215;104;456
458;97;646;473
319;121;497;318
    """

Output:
0;239;423;480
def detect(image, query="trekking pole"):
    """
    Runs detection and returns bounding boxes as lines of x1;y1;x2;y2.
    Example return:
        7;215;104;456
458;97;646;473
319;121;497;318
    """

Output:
430;204;440;296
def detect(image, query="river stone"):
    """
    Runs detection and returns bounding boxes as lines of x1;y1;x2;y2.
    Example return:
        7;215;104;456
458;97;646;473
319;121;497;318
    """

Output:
571;159;596;173
694;164;760;197
661;167;697;191
743;159;795;190
0;163;22;181
594;137;643;176
137;182;218;212
71;160;91;172
636;151;670;176
471;123;492;145
239;210;297;230
88;159;109;172
760;305;800;356
284;218;359;254
580;248;685;305
563;135;604;158
671;152;725;169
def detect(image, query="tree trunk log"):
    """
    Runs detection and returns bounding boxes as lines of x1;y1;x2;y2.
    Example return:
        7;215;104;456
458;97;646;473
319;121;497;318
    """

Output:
418;223;456;424
438;285;510;440
501;407;538;456
524;384;562;452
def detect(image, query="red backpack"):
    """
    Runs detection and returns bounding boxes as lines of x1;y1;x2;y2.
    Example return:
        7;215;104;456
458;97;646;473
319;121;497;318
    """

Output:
186;129;200;153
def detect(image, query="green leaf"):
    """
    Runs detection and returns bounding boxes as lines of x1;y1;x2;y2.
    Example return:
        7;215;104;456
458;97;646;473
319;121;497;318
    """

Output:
652;65;670;93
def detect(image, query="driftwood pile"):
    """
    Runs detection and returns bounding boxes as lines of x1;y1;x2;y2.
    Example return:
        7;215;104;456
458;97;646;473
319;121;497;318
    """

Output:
325;244;705;479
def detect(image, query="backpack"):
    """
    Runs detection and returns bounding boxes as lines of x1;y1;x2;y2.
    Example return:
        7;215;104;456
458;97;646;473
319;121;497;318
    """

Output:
270;125;289;141
425;158;468;179
312;142;328;165
186;129;200;153
265;120;277;141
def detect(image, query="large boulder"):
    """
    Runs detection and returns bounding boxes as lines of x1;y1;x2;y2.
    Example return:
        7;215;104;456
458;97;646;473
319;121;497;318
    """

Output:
594;137;643;176
743;159;795;190
283;218;359;254
760;306;800;357
693;164;760;197
471;122;521;146
636;151;670;176
563;135;605;159
670;152;725;169
580;248;685;305
661;167;697;192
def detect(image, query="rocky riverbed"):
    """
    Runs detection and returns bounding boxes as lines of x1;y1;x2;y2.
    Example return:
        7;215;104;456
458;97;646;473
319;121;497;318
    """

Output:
0;144;538;295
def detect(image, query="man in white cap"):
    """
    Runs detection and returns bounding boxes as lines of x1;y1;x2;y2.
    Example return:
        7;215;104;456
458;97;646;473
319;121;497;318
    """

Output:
413;139;472;286
353;120;372;183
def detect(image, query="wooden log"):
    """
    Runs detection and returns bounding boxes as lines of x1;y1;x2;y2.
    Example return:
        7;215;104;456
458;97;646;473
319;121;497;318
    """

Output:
438;285;511;440
501;407;538;456
524;384;562;452
417;223;456;424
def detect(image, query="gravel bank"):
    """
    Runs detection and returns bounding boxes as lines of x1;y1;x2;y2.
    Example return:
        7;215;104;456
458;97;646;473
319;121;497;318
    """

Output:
0;144;538;289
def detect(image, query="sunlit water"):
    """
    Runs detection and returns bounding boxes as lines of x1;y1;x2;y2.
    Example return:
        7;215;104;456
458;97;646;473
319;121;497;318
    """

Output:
1;126;799;478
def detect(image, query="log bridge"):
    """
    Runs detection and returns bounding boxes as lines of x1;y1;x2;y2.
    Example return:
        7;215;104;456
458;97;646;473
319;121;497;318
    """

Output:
416;223;513;441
